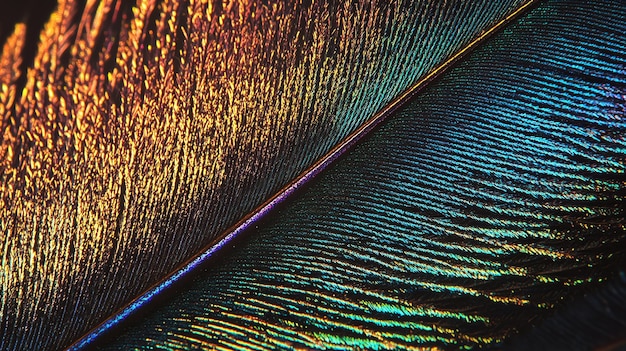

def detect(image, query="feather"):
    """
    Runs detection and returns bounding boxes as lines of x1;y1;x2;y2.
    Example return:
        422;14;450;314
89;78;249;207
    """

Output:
0;0;535;350
84;0;625;349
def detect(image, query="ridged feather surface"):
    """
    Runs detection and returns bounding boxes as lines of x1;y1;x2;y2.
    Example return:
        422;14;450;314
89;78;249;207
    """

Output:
0;1;527;349
99;1;626;349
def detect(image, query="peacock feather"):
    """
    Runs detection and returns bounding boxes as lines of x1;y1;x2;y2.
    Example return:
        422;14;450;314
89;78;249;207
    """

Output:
0;0;624;349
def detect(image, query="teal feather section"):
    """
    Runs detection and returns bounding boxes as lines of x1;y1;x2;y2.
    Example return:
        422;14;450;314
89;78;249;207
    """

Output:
97;0;626;349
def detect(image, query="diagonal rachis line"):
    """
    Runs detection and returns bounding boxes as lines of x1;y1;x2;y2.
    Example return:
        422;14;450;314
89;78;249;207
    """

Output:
67;1;539;349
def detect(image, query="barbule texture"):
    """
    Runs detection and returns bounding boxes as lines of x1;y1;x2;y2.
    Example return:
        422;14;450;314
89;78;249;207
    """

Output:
0;0;527;349
98;1;626;349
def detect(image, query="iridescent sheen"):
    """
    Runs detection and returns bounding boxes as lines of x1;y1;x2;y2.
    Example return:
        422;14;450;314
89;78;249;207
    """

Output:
97;0;626;349
0;0;528;349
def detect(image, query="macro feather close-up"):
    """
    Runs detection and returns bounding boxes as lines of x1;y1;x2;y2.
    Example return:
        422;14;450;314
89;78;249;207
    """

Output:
0;0;625;350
